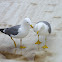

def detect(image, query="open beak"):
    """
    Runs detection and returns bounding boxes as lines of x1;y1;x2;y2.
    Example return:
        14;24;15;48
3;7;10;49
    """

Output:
37;31;39;34
30;25;33;28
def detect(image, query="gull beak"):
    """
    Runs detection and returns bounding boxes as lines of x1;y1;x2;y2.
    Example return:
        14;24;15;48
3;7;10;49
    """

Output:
30;25;33;28
37;31;39;34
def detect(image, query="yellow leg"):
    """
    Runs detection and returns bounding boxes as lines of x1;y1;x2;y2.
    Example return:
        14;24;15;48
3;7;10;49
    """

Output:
20;39;26;49
11;37;16;47
42;37;48;48
35;35;41;44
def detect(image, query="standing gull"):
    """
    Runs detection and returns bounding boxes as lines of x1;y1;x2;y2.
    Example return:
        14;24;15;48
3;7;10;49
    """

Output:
0;18;33;48
34;21;51;48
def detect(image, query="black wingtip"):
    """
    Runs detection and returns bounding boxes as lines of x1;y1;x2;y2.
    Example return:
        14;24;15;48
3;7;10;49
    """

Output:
0;29;4;33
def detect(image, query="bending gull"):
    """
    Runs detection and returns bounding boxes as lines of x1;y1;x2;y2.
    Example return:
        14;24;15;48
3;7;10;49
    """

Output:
34;21;51;48
0;18;33;48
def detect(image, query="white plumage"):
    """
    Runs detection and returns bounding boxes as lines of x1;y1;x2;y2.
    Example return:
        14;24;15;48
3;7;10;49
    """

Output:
34;21;51;48
0;18;33;48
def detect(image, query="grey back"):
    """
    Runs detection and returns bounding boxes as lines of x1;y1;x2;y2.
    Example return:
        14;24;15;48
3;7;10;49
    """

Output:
5;25;21;36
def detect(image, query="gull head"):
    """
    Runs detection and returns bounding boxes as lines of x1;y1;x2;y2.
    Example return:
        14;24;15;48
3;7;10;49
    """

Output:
24;18;33;28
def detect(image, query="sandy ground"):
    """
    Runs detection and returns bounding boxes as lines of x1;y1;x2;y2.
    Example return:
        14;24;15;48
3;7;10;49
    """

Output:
0;0;62;62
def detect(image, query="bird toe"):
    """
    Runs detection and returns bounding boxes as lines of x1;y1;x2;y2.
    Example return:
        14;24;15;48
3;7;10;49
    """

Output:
42;45;48;49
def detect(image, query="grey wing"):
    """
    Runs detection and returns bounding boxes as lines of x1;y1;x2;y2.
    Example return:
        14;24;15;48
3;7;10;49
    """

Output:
37;21;51;33
42;21;51;33
4;25;21;36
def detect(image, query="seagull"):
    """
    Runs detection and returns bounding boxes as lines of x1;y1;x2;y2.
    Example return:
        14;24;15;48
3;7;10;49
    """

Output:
33;21;51;48
0;18;33;48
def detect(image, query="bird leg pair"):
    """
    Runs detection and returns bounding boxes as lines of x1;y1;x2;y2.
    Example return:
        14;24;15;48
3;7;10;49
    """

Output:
35;35;48;48
35;35;41;44
11;37;26;49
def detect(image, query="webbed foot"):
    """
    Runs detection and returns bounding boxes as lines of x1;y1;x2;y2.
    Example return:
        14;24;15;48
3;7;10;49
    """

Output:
35;40;41;44
20;46;26;49
42;45;48;49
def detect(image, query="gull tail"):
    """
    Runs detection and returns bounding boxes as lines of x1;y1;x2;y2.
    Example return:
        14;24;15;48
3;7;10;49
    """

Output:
0;29;5;33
